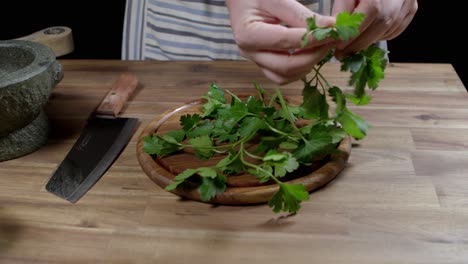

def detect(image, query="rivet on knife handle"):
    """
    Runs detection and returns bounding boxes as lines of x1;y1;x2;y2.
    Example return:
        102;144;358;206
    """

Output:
94;72;139;118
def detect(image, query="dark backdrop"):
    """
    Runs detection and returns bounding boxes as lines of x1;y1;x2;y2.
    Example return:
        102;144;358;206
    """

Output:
0;1;126;60
386;0;467;89
1;1;466;88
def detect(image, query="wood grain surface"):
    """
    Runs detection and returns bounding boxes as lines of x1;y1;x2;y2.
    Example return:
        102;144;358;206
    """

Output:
1;61;468;264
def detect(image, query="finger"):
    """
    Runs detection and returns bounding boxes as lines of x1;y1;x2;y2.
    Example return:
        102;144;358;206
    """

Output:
334;26;387;59
237;23;336;51
377;0;409;40
380;14;405;40
252;0;337;50
382;1;418;40
260;0;336;28
260;68;285;85
250;44;334;77
260;67;310;85
382;12;414;40
332;0;358;16
353;0;382;33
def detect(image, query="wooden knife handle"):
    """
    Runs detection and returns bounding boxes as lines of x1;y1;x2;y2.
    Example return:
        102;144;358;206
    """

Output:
94;72;139;118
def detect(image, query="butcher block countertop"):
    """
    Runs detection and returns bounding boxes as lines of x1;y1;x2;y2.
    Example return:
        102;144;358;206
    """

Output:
1;60;468;264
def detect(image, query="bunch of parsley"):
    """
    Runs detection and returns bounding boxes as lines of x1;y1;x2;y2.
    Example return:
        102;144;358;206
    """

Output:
143;12;388;214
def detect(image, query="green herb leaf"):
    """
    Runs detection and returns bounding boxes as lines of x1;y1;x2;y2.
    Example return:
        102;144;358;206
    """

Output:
268;182;310;213
247;164;274;183
180;114;202;131
186;120;214;139
165;168;198;191
142;135;183;157
301;82;329;119
341;43;388;100
337;108;369;140
301;11;364;47
216;152;244;175
306;16;318;31
345;93;372;106
328;86;346;115
335;12;365;41
166;130;186;142
279;141;299;150
207;83;226;103
202;97;224;117
313;28;334;41
293;133;334;163
238;116;266;138
199;176;227;201
362;44;388;90
263;150;299;177
197;167;218;178
188;135;215;159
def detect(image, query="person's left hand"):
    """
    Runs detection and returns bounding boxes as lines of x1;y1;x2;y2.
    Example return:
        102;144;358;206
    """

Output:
332;0;418;59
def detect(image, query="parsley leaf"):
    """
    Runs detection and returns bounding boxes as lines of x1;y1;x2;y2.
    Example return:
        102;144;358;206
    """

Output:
337;108;369;140
165;168;199;191
268;182;310;213
335;11;365;41
199;176;227;201
301;12;365;47
207;83;226;103
341;43;388;102
216;152;245;175
142;135;182;157
301;82;329;119
263;150;299;177
180;114;202;131
188;135;215;160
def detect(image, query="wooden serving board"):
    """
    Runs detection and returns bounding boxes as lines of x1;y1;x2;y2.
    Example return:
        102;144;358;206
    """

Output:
136;98;352;205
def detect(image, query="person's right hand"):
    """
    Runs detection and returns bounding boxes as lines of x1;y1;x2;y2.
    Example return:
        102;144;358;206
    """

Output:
332;0;418;59
226;0;337;85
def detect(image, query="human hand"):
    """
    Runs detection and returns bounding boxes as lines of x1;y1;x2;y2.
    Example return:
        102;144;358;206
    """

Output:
226;0;337;85
332;0;418;59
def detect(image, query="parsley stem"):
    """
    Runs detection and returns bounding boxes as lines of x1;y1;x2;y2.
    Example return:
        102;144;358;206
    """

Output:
313;68;332;89
275;88;308;143
317;78;326;94
182;131;253;151
243;149;263;160
214;152;240;168
253;82;272;107
239;142;274;179
268;93;278;107
270;175;282;185
264;122;300;143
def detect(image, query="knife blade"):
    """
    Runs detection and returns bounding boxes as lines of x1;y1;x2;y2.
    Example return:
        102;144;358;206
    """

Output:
45;72;139;203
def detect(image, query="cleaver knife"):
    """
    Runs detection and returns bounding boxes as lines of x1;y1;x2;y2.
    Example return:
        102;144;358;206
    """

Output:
46;72;139;203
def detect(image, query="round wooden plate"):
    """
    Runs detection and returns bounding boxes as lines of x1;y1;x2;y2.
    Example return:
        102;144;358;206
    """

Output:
136;99;352;205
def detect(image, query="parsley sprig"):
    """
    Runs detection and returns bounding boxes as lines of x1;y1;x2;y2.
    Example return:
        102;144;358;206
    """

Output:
143;12;388;214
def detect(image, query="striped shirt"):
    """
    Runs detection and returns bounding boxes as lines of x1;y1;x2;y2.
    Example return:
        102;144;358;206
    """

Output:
122;0;333;60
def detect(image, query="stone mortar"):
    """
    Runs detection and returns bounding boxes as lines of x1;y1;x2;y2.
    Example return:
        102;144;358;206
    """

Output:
0;40;63;161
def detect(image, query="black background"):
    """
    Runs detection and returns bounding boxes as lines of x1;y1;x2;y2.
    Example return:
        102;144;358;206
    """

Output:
1;1;466;89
